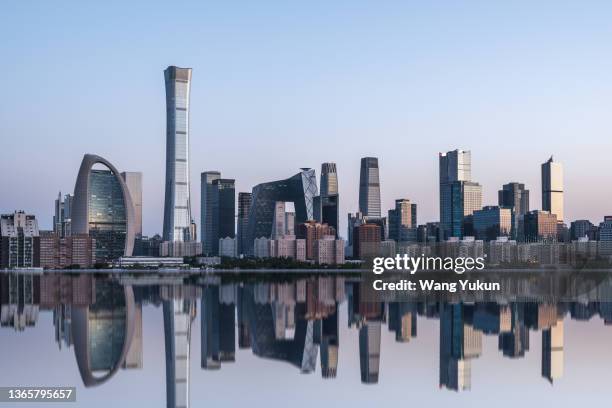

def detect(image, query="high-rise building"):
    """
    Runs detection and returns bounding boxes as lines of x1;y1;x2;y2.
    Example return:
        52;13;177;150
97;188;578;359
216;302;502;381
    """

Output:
121;172;143;237
53;192;73;238
388;199;417;242
271;201;286;239
541;156;564;222
598;216;612;257
313;236;345;265
163;66;194;243
359;157;381;218
320;163;339;236
570;219;597;241
353;223;382;260
201;171;221;255
213;179;236;242
236;192;252;256
498;182;529;238
472;206;512;241
247;168;318;254
72;154;136;262
523;210;558;242
285;212;295;236
439;150;479;239
0;211;40;268
39;231;96;269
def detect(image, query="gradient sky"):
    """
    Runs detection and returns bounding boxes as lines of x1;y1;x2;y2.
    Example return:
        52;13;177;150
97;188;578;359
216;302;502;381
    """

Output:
2;0;612;237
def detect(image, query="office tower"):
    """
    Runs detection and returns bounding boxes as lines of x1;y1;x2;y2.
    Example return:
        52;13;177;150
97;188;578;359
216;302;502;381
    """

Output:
359;157;381;218
213;179;235;241
353;223;382;259
388;199;417;242
321;163;340;235
54;193;73;238
200;171;221;255
417;222;442;243
359;321;381;384
72;154;136;262
570;219;597;241
541;156;564;222
542;319;564;383
0;211;40;268
163;297;195;408
296;221;336;260
448;180;482;238
498;182;529;238
347;212;365;249
439;149;474;239
285;212;295;236
163;66;193;243
523;210;558;242
598;216;612;257
236;192;252;256
271;201;286;239
120;172;143;237
472;206;512;241
247;168;318;253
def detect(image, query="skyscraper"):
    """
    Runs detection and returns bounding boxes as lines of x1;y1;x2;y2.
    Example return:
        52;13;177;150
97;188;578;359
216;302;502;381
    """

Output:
201;171;221;255
541;156;564;222
237;192;252;256
72;154;136;261
388;199;417;242
439;150;481;239
121;172;143;237
213;178;236;241
359;157;381;218
53;192;73;238
320;163;339;236
163;66;193;243
498;182;529;238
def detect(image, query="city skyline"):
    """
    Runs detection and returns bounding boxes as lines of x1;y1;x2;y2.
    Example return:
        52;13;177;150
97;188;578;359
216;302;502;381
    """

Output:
3;2;612;237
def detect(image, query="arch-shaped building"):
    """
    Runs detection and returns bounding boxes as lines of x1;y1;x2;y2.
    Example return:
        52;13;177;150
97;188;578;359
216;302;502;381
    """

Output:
72;154;136;261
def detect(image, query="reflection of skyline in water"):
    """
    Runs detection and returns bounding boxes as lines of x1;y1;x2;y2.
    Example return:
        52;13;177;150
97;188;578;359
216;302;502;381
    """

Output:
2;272;612;407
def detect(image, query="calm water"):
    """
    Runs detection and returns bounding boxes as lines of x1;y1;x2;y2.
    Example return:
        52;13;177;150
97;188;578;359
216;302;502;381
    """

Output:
2;270;612;407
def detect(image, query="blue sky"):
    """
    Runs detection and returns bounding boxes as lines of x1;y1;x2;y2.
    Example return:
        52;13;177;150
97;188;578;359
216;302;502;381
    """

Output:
2;1;612;236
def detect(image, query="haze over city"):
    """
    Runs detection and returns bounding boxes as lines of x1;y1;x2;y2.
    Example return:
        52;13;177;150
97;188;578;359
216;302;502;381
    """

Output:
2;1;612;237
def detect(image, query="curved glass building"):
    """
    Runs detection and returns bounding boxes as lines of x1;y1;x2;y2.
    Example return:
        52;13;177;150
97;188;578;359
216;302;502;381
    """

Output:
163;66;193;242
72;154;136;262
246;169;318;254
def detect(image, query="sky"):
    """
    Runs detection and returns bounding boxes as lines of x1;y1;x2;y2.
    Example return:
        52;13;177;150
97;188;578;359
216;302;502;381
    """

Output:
2;0;612;237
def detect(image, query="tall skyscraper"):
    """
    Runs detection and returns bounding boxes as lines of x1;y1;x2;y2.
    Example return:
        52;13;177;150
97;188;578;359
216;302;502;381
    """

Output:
388;199;417;242
121;172;143;237
236;192;252;256
212;178;236;241
320;162;339;236
359;157;381;218
541;156;564;222
201;171;221;255
439;150;481;239
163;66;193;243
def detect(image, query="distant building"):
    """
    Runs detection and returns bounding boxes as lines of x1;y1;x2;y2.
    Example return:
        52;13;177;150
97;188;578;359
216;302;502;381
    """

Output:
53;192;73;238
498;182;529;238
200;171;221;255
72;154;136;262
0;211;40;268
133;234;162;257
268;236;306;261
159;241;202;257
113;256;184;268
39;231;95;269
439;149;473;239
296;221;336;260
417;222;442;243
120;172;143;237
599;216;612;258
284;212;295;236
359;322;381;384
320;162;340;235
388;199;417;242
219;237;238;258
314;237;345;265
359;157;381;218
247;169;318;253
353;223;382;260
541;156;564;222
253;237;270;258
570;220;597;241
236;192;252;256
472;206;512;241
486;237;518;265
523;210;558;242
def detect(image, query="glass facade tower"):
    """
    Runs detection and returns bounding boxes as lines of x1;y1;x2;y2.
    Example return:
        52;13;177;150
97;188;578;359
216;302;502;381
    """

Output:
541;156;564;222
359;157;381;218
163;66;193;242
